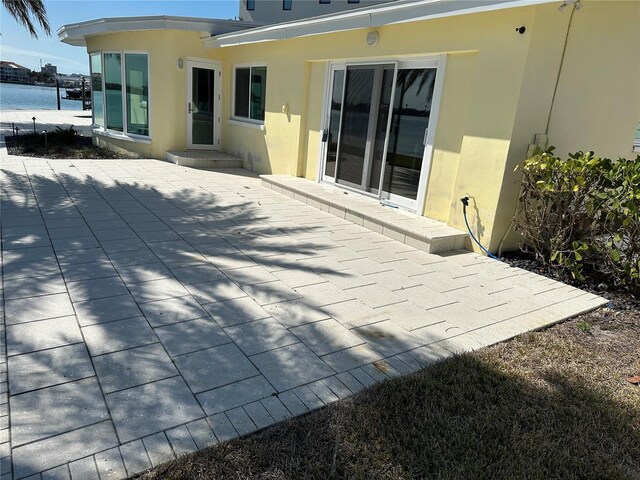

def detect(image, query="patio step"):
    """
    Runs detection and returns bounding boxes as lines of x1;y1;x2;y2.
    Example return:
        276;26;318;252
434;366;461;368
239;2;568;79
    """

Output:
166;151;242;169
260;175;469;254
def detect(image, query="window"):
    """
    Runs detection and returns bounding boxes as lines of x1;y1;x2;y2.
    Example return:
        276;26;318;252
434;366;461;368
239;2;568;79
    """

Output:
125;54;149;136
234;66;267;122
91;51;150;138
89;53;103;127
104;53;123;132
247;0;255;10
283;0;292;9
634;122;640;152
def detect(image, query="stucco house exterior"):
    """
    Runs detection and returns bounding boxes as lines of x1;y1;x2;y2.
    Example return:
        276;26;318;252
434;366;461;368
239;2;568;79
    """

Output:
58;0;640;253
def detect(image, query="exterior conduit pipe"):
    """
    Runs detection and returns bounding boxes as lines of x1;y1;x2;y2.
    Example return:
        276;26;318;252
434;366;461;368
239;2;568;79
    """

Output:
497;2;578;256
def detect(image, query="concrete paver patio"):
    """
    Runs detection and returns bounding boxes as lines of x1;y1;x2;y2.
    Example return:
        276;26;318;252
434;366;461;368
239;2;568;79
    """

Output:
0;158;607;479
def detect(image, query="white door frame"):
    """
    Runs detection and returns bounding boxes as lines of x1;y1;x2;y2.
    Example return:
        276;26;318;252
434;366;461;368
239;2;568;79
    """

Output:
186;59;221;150
318;54;447;214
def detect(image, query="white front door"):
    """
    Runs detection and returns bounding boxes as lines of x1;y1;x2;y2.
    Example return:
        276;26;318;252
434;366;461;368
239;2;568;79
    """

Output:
187;60;221;150
319;57;446;213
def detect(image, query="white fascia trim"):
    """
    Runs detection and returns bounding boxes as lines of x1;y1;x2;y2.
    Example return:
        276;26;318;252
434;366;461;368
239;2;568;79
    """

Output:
58;16;258;47
204;0;555;48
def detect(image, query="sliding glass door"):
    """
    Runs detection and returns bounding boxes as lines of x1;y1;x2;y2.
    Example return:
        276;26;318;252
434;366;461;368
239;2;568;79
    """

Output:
321;59;442;212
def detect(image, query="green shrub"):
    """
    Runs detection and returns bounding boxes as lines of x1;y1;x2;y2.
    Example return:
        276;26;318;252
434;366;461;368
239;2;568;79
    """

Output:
49;125;79;144
514;148;640;292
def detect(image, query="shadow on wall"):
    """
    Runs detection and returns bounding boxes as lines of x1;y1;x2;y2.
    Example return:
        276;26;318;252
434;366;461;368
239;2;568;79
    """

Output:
0;161;458;477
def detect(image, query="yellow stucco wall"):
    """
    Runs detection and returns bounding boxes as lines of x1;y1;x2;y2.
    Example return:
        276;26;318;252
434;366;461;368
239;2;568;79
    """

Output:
493;0;640;252
216;5;537;250
81;0;639;253
547;0;640;160
86;30;224;159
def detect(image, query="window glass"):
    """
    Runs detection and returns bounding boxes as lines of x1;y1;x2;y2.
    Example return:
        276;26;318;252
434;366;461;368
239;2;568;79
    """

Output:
634;121;640;147
235;68;250;118
247;0;255;10
89;53;103;127
283;0;292;10
103;53;123;132
125;54;149;136
250;67;267;121
235;66;266;122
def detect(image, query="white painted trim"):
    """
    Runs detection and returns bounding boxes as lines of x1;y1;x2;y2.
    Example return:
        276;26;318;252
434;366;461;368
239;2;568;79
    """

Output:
88;52;103;128
317;61;332;183
93;127;152;144
416;54;447;215
633;145;640;153
228;118;265;130
58;16;257;46
206;0;555;48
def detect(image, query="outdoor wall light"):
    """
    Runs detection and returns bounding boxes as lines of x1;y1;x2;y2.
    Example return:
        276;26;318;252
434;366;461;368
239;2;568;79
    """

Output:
366;31;379;47
558;1;568;11
177;58;184;70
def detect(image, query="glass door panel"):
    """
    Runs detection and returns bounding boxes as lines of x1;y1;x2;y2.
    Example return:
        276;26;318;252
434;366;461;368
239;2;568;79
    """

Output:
382;68;437;202
324;69;344;179
368;66;395;194
335;67;375;188
191;67;215;146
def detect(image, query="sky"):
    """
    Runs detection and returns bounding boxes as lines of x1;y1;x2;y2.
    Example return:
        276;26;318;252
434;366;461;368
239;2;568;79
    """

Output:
0;0;239;75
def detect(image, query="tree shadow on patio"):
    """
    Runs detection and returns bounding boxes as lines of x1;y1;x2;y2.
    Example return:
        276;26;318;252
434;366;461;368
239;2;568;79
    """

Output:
2;160;452;478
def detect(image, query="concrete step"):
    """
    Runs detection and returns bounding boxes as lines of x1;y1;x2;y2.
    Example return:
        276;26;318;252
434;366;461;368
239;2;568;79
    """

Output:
166;151;242;169
261;174;469;255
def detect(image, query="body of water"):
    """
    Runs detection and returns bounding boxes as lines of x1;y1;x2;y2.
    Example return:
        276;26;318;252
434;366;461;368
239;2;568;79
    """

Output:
0;82;84;111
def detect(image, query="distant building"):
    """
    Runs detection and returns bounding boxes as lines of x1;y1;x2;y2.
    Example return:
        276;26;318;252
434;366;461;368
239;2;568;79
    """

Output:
239;0;396;23
0;61;31;83
41;63;58;76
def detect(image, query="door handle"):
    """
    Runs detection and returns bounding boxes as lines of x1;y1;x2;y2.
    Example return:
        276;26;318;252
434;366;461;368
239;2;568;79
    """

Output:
321;129;329;143
188;102;192;114
423;128;429;145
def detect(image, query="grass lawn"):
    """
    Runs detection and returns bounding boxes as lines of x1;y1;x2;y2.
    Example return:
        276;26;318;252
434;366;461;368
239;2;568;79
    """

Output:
141;307;639;480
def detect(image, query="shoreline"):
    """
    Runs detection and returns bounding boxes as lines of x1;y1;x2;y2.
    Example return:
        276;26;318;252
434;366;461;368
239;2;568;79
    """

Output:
1;80;59;88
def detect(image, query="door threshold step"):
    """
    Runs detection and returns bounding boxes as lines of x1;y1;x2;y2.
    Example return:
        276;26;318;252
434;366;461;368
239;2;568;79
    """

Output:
166;151;242;169
261;175;469;254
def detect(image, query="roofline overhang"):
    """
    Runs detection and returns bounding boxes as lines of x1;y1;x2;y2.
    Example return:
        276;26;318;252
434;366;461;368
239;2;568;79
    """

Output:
204;0;555;48
58;15;260;47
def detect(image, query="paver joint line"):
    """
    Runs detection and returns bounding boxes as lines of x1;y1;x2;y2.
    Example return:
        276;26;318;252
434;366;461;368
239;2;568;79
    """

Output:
0;157;607;480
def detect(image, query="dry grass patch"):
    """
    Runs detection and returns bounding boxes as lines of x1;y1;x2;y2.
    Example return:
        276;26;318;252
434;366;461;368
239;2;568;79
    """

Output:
141;308;640;480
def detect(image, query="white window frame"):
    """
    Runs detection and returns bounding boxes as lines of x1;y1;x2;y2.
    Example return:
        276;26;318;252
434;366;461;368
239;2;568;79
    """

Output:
231;63;267;126
317;54;447;214
88;52;104;129
89;50;152;143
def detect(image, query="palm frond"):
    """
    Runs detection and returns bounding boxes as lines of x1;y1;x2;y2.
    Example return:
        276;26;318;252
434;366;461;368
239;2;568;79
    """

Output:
2;0;50;38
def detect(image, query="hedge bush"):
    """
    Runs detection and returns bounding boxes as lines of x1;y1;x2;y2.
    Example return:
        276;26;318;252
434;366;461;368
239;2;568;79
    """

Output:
514;148;640;292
